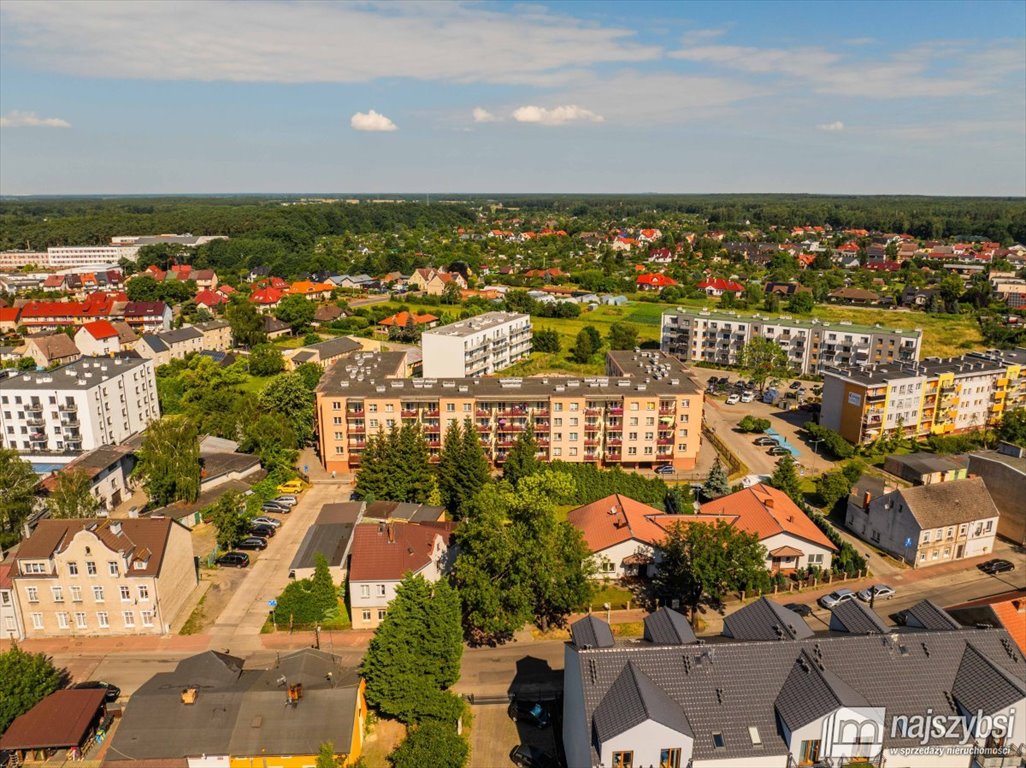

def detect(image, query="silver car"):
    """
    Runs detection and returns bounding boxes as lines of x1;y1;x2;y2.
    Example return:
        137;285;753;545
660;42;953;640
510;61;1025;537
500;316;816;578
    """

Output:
818;588;856;609
856;584;895;602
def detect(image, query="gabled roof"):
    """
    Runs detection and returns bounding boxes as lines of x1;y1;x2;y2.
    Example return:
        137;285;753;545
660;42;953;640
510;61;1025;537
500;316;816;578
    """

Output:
378;310;439;327
593;661;692;743
636;273;678;286
124;301;168;318
774;650;870;732
567;494;668;552
893;477;1000;529
903;599;961;631
698;484;837;552
26;333;80;362
347;522;448;582
723;597;813;641
829;599;889;635
643;607;698;645
698;277;744;291
946;590;1026;653
571;614;614;649
80;319;119;340
194;289;228;306
951;643;1026;715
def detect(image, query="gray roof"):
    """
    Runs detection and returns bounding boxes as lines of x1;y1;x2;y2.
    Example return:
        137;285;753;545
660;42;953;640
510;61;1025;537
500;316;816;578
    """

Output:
896;477;1000;529
291;350;316;364
363;500;445;523
951;643;1026;715
829;599;890;635
570;619;1026;763
644;608;698;645
140;335;169;354
969;449;1026;475
289;523;355;571
571;614;615;649
886;452;969;477
195;320;230;332
723;597;813;641
593;661;693;743
422;311;530;338
316;502;364;525
156;326;203;345
0;356;151;390
903;600;961;631
774;650;869;732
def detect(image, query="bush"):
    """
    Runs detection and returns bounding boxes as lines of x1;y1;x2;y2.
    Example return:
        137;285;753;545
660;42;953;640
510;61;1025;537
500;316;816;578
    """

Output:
389;721;468;768
738;416;771;433
803;422;854;459
545;462;667;506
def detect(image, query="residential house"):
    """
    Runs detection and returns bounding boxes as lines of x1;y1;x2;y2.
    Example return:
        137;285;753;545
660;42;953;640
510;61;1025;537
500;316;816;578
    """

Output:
137;326;205;366
263;315;292;339
74;319;122;356
636;273;678;291
0;550;25;640
0;306;20;332
901;285;940;309
697;277;744;297
195;319;233;352
408;268;467;296
21;333;81;368
721;597;814;641
11;517;197;637
106;649;368;768
194;289;229;313
845;476;1000;566
375;310;439;336
567;495;671;580
764;282;812;297
947;589;1026;654
313;305;345;326
284;336;362;371
191;268;217;290
123;301;172;332
828;287;882;305
250;286;284;311
40;443;137;511
348;521;455;629
288;280;336;300
334;274;375;291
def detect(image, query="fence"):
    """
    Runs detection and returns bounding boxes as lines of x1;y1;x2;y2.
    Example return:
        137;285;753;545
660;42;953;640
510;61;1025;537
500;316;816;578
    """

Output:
702;425;748;479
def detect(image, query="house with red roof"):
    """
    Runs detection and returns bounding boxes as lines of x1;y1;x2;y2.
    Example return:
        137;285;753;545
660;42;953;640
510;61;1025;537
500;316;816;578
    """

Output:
194;289;229;312
636;273;678;291
287;280;335;300
250;286;284;311
568;494;679;579
647;248;673;264
697;277;744;297
611;236;637;252
74;319;122;356
375;311;439;336
637;228;662;243
0;306;20;332
123;301;172;332
408;268;467;296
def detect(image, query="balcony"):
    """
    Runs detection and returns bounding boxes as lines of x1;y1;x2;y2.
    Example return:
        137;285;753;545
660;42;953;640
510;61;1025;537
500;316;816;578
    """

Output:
604;452;622;462
60;417;79;428
533;410;550;418
584;439;600;447
477;424;492;433
425;410;440;418
499;409;528;418
423;424;441;434
608;407;624;415
26;403;44;413
26;417;44;427
475;409;491;418
657;438;673;446
585;423;600;432
536;439;550;447
584;408;602;416
606;438;622;446
348;425;366;434
427;440;441;448
401;409;419;418
346;409;365;417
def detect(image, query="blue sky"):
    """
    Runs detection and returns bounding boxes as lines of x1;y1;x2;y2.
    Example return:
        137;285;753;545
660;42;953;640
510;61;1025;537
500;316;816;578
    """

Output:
1;0;1023;196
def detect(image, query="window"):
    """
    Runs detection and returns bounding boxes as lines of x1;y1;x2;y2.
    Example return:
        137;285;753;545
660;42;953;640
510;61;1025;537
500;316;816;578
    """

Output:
569;432;578;441
748;726;762;747
57;612;69;629
645;417;655;426
446;403;455;412
712;733;725;749
569;447;578;457
71;586;82;603
360;585;370;599
569;402;579;411
120;586;131;601
108;562;119;577
138;585;149;601
21;562;45;574
629;417;638;426
68;562;79;576
141;610;154;627
985;520;993;533
31;613;44;630
612;752;633;768
377;609;386;621
570;417;579;427
552;447;561;457
97;612;110;628
799;739;821;765
123;611;135;627
93;586;105;603
808;554;824;565
553;418;562;427
921;531;930;544
600;559;615;574
628;432;638;440
86;561;97;576
26;586;38;603
75;612;87;629
660;748;682;768
376;584;387;597
362;610;371;622
51;586;64;602
627;446;637;455
630;403;639;411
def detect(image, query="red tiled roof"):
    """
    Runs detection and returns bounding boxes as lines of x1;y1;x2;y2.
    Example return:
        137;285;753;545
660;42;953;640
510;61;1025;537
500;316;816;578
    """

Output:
567;494;668;552
379;311;438;327
698;278;744;292
348;522;448;581
0;307;20;323
0;689;106;750
251;287;284;304
636;273;678;287
195;289;227;306
697;484;836;551
80;319;118;340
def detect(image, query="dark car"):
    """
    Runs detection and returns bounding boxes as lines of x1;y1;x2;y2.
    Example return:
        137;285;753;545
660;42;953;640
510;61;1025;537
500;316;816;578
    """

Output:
250;524;276;539
72;680;121;702
789;381;802;390
784;602;813;617
261;501;289;513
768;445;791;456
654;465;675;475
508;700;552;729
509;745;556;768
978;559;1015;575
216;552;250;568
236;537;268;551
754;436;780;446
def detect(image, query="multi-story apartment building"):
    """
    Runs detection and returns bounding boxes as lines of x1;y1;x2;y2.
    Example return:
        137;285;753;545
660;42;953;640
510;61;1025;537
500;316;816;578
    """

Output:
315;350;704;475
0;549;25;641
10;517;197;637
821;348;1026;445
0;357;160;465
46;246;131;268
421;311;532;378
0;251;48;270
660;308;922;375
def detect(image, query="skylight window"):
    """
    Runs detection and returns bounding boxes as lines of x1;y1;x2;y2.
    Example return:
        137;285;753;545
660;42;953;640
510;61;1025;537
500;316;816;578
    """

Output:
748;726;762;747
713;733;725;749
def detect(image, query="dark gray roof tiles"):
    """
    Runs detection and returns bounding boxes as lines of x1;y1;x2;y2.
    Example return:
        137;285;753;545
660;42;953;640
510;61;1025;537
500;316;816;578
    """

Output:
644;607;698;645
774;650;869;732
903;600;962;631
593;661;693;743
722;597;814;641
829;599;890;635
571;614;615;649
951;643;1026;715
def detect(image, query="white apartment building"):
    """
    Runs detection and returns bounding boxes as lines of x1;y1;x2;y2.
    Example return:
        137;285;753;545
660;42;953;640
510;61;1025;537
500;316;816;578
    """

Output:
421;311;532;378
0;251;48;270
46;246;133;268
660;308;921;375
0;357;160;465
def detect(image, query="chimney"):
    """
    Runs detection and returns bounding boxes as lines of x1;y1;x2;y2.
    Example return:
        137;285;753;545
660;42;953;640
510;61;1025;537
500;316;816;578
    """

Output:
863;491;872;509
181;687;198;705
109;520;122;535
386;523;395;544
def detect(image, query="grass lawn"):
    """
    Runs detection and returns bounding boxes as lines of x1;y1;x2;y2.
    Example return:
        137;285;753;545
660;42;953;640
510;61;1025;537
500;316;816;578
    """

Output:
584;583;634;611
237;374;277;395
809;305;982;358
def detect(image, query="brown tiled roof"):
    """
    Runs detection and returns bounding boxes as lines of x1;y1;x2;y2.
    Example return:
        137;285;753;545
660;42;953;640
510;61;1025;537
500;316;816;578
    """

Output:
0;689;106;749
27;333;80;362
896;477;1000;529
14;518;177;577
348;522;447;581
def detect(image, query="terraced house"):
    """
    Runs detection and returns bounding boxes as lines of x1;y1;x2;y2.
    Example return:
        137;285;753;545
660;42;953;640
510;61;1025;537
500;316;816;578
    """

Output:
821;348;1026;445
315;350;704;474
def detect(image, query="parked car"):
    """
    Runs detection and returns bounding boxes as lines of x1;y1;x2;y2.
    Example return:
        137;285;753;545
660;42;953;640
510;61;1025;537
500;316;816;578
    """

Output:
251;516;282;528
726;393;741;405
273;496;298;508
276;480;305;495
762;389;778;404
740;391;755;403
508;700;552;729
754;436;780;446
654;465;675;475
72;681;121;702
250;524;277;538
857;584;896;602
216;552;250;568
819;588;856;609
978;559;1015;575
768;445;791;456
509;746;556;768
236;537;268;551
261;501;290;513
784;603;813;617
789;381;802;390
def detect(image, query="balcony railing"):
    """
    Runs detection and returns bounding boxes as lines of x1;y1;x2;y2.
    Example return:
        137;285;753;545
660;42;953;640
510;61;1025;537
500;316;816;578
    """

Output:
26;417;44;427
26;403;44;413
608;407;624;415
347;409;365;417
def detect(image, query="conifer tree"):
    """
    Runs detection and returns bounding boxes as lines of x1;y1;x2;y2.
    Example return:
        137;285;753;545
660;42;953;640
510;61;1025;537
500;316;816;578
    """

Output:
503;424;540;488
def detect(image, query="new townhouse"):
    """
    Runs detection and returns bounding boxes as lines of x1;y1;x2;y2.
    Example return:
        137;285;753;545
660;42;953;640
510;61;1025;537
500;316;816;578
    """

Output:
820;348;1026;445
315;350;705;475
0;357;160;465
420;311;532;378
660;308;922;375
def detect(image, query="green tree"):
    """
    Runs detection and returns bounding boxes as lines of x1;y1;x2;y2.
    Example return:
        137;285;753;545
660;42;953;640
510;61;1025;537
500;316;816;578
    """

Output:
442;280;463;305
207;490;252;550
226;297;266;348
997;408;1026;447
437;421;490;519
133;415;200;506
701;457;731;499
570;328;595;364
355;424;433;503
241;413;299;470
532;329;560;353
248;344;285;376
737;416;771;433
275;294;317;334
664;483;695;514
738;336;790;392
294;362;324;390
0;646;63;733
582;324;602;350
315;742;340;768
768;453;803;504
786;291;816;314
47;470;100;519
389;721;468;768
763;291;781;312
0;448;38;534
607;322;639;350
502;424;540;488
260;372;315;445
311;552;339;618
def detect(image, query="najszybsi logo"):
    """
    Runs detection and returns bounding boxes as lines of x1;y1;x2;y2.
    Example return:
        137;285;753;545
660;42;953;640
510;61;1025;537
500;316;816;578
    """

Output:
821;706;887;761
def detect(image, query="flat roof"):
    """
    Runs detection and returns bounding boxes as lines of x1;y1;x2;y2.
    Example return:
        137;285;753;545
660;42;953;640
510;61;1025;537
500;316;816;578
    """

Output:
318;349;701;400
1;355;151;390
824;348;1024;386
663;307;921;338
422;311;530;338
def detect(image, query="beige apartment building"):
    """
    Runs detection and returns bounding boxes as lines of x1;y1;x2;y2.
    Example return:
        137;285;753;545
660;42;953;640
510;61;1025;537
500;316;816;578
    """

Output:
316;350;704;474
11;518;197;637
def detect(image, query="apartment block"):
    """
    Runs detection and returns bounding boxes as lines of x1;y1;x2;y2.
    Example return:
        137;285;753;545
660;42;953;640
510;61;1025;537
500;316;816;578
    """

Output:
0;357;160;464
821;348;1026;445
421;311;532;378
315;350;704;474
660;308;922;375
11;517;197;637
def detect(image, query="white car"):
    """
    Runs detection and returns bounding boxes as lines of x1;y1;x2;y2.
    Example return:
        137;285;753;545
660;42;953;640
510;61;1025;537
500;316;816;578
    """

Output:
273;496;298;507
251;516;282;529
818;588;857;609
856;584;895;602
725;393;741;405
740;391;755;403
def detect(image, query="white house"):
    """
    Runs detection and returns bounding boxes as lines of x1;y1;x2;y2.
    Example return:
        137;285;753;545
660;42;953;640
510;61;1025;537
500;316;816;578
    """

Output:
74;320;122;356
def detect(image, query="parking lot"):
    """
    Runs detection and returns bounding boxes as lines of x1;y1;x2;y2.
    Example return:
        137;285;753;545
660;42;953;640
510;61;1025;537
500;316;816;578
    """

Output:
470;699;562;768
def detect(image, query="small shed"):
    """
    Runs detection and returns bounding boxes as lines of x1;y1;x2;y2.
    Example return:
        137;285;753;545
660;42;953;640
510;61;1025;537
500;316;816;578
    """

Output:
0;688;107;761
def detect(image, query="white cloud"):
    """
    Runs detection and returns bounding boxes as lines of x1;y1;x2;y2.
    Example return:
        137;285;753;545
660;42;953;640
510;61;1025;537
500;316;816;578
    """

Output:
472;107;499;123
818;121;844;132
680;27;728;46
0;110;70;128
511;104;604;126
350;110;397;132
